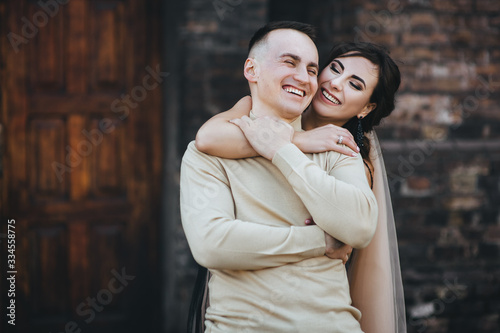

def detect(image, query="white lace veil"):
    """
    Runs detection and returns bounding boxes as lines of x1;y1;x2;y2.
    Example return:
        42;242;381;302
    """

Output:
348;131;407;333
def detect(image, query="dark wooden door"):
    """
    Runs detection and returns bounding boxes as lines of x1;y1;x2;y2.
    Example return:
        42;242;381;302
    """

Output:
1;0;162;331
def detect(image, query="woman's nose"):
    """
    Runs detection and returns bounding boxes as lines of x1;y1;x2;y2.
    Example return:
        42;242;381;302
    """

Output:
329;76;343;91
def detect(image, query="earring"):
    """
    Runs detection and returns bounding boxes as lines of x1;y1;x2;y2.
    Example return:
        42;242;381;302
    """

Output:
356;116;364;148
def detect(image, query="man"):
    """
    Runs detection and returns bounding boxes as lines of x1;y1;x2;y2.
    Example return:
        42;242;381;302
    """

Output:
181;21;378;332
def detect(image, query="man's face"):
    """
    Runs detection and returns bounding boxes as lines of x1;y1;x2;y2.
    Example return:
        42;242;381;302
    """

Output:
251;29;319;121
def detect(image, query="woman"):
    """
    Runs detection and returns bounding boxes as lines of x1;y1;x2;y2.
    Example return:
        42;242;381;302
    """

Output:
190;42;406;333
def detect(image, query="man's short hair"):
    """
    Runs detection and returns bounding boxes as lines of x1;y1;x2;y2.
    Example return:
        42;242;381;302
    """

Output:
248;21;317;56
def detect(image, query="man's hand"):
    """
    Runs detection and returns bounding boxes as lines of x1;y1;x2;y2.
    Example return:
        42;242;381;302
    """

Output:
293;124;359;157
229;115;294;160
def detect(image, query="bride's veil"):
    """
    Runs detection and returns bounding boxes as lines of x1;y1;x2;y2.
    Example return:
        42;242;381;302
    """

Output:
348;130;407;333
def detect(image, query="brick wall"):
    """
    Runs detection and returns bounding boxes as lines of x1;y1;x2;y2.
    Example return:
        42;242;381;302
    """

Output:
171;1;500;332
178;0;267;151
325;1;500;332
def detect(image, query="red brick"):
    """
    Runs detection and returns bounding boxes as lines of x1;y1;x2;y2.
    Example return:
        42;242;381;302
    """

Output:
484;226;500;242
450;29;475;45
410;78;468;93
477;100;500;120
477;31;500;45
359;2;382;11
409;176;432;190
443;196;485;210
389;46;413;62
491;50;500;62
357;11;406;34
368;33;397;46
466;15;491;30
410;12;438;28
412;47;438;60
422;125;450;140
476;0;500;12
402;32;449;45
437;14;460;31
476;64;500;76
492;15;500;27
432;0;474;12
185;20;218;33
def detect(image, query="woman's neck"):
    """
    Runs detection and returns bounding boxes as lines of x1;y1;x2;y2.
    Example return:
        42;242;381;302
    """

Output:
302;108;344;130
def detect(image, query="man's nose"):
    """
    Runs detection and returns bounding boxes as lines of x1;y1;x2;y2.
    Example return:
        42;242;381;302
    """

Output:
294;66;310;83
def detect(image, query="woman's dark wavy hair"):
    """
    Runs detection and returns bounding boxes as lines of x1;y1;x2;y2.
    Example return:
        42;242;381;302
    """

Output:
322;42;401;161
187;263;208;333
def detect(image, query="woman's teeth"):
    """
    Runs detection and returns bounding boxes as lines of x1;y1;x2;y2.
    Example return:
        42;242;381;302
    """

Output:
322;89;340;104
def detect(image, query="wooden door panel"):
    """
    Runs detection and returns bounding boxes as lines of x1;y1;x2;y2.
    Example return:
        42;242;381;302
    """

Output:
89;1;126;92
2;0;161;331
67;0;87;95
27;5;64;93
88;116;127;198
30;224;70;317
28;118;68;201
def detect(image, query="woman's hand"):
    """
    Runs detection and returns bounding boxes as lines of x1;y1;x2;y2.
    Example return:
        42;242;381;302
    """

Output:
293;124;359;157
305;218;353;264
325;234;353;264
195;96;258;158
229;115;294;160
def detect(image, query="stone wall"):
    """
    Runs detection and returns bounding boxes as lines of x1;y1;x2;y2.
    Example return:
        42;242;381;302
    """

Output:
170;1;500;332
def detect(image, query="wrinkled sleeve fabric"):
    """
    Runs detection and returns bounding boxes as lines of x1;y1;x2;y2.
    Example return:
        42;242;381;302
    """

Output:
272;143;378;248
180;142;325;271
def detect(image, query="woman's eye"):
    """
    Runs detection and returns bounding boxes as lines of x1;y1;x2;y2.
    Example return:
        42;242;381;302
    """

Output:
330;63;340;73
350;82;362;91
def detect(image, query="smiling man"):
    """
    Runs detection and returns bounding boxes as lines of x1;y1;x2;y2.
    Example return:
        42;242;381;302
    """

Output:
244;25;319;121
180;21;378;332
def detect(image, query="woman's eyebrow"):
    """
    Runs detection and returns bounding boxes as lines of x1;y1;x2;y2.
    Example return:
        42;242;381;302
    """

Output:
335;59;366;89
333;59;344;71
352;74;366;89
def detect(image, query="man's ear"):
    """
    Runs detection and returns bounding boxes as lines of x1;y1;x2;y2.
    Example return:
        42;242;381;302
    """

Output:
358;103;376;118
244;58;258;83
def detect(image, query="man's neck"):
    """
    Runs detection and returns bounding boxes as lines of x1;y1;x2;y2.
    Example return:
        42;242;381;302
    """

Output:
250;99;300;124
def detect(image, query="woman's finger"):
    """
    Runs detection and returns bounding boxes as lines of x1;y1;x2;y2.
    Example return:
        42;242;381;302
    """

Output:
339;135;360;154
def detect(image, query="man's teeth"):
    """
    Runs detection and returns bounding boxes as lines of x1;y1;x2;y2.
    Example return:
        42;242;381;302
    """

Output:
322;90;340;104
284;87;304;97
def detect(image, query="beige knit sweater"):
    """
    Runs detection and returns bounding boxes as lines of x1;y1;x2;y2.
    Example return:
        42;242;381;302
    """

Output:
180;117;378;332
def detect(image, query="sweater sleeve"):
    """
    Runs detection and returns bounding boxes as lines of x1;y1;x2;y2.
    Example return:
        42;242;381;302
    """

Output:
272;143;378;248
180;142;326;271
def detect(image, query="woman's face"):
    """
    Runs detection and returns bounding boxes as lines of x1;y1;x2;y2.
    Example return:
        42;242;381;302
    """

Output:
311;55;379;126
